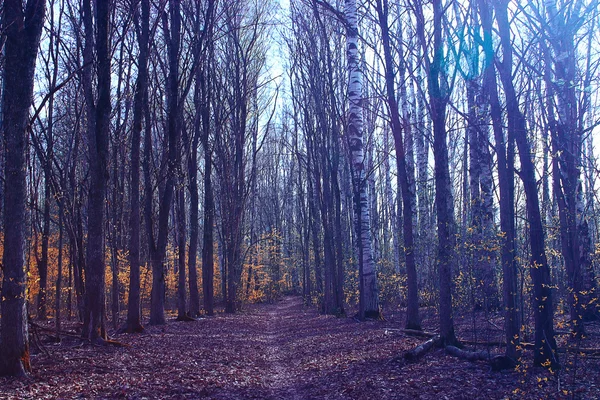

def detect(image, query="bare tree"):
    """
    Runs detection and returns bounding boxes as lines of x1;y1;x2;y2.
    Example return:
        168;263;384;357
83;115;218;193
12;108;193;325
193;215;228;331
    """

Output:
374;0;420;329
494;0;558;368
122;0;150;334
81;0;112;343
413;0;459;346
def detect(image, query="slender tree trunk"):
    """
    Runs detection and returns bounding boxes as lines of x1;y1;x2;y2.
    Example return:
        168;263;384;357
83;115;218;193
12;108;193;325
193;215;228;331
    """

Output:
55;201;64;336
176;185;187;319
38;177;51;320
149;0;182;325
376;0;420;329
479;0;519;363
186;134;201;317
200;67;215;315
544;0;596;331
414;0;458;346
123;0;148;334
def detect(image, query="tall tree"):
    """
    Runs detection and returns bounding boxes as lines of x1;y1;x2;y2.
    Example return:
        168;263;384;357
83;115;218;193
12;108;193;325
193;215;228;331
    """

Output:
414;0;459;346
0;0;46;377
479;0;519;365
542;0;598;333
146;0;182;325
122;0;149;334
495;0;558;368
82;0;112;343
374;0;420;329
345;0;380;319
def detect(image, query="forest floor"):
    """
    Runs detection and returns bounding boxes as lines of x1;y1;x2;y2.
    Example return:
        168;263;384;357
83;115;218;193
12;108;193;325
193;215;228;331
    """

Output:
1;296;599;399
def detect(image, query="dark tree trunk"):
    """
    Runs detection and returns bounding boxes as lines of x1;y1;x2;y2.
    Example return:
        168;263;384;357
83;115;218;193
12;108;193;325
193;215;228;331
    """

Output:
495;0;558;368
56;201;64;336
123;0;149;334
200;67;215;316
308;177;323;299
38;177;51;320
149;0;182;325
376;0;420;330
0;0;45;377
176;186;187;319
415;0;458;347
82;0;111;343
544;1;595;332
187;132;201;318
479;0;519;364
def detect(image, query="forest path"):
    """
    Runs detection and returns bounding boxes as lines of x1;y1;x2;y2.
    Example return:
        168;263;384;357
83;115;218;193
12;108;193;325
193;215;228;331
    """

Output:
1;296;590;399
259;296;310;399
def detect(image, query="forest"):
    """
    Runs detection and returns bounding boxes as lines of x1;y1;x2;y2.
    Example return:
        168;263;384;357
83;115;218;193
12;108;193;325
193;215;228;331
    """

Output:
1;0;600;398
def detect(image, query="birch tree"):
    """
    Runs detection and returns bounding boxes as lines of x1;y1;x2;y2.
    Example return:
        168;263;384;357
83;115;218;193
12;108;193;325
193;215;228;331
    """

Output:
345;0;380;319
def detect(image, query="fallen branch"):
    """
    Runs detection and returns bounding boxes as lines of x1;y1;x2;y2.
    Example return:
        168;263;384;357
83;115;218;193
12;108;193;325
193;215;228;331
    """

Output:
384;328;436;338
458;340;507;347
29;320;82;339
403;335;442;362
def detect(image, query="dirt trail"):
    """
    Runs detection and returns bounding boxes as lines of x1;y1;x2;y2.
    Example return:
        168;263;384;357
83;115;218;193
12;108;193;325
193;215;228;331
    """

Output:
260;297;306;399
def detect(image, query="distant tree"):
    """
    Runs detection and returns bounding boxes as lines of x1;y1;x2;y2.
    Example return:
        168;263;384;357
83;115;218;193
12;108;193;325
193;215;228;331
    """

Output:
213;1;270;313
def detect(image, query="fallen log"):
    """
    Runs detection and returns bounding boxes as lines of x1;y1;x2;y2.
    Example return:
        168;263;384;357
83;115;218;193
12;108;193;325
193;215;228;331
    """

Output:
445;345;492;362
445;345;518;371
403;335;442;362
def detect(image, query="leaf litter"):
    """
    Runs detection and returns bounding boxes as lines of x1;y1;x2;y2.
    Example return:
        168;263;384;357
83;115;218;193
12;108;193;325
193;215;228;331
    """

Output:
1;296;599;399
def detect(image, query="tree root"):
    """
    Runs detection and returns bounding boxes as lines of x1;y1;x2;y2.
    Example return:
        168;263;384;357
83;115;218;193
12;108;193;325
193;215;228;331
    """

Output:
116;323;145;335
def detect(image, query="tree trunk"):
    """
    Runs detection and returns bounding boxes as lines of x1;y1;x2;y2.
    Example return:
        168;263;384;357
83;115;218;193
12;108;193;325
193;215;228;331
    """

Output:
414;0;458;346
376;0;420;329
345;0;380;319
56;201;64;336
176;186;187;319
0;0;45;376
82;0;111;343
200;63;215;315
544;0;595;333
479;0;519;364
123;0;149;334
149;0;182;325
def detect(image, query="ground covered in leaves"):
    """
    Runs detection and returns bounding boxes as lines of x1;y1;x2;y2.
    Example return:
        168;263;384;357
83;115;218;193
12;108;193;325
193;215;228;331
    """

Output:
1;296;599;399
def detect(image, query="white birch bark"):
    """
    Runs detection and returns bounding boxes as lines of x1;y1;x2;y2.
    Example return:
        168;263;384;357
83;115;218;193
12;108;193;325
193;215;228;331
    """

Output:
345;0;379;318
